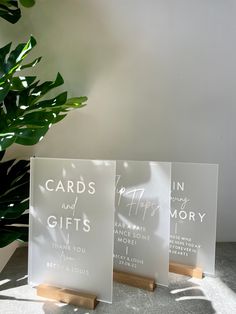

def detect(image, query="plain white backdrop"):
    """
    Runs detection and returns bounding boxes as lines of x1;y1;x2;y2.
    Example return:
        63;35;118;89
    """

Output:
1;0;236;241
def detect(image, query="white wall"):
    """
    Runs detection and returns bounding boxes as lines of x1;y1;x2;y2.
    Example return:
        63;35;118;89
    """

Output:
1;0;236;241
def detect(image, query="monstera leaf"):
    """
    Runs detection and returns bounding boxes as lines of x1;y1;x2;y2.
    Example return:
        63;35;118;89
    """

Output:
0;0;21;23
0;36;87;151
0;152;30;247
0;0;35;24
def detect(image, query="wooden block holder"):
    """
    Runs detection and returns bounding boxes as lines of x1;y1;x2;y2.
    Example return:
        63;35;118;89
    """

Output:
169;262;203;279
37;284;99;310
113;270;156;291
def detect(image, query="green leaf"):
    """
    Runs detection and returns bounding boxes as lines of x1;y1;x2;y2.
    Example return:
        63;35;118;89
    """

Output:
0;79;11;102
0;133;16;151
18;56;42;70
0;228;21;247
14;126;49;145
0;226;28;246
0;158;30;247
0;42;11;75
30;72;64;103
0;1;18;7
0;1;21;24
0;1;14;4
0;200;29;219
31;91;68;111
53;114;67;123
11;76;36;91
19;0;35;8
7;36;37;73
65;96;88;106
1;90;18;121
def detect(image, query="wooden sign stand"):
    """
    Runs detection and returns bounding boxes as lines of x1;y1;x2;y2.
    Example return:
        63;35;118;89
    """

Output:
169;262;203;279
113;270;156;291
37;284;99;310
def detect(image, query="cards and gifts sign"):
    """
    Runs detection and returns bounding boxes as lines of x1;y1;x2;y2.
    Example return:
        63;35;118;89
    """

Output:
114;161;171;286
170;163;218;275
28;158;218;304
29;158;116;303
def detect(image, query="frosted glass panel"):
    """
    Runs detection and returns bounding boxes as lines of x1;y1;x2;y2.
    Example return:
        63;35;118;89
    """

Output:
29;157;116;303
114;161;171;286
170;163;218;276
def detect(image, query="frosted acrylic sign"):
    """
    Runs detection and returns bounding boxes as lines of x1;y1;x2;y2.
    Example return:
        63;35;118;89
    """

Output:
29;157;116;303
170;163;218;275
114;161;171;286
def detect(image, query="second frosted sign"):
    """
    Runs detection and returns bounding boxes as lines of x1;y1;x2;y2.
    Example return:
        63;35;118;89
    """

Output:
114;160;171;286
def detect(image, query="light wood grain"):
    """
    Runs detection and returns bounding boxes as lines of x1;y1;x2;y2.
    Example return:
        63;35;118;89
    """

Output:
169;262;203;279
113;270;156;291
37;284;99;309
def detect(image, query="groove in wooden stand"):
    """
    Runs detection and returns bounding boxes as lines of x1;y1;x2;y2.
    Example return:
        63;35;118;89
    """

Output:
169;262;203;279
37;284;99;309
113;270;156;291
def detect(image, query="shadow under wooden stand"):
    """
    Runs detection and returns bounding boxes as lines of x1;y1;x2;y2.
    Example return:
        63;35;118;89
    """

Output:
113;270;156;291
37;284;99;310
169;262;203;279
